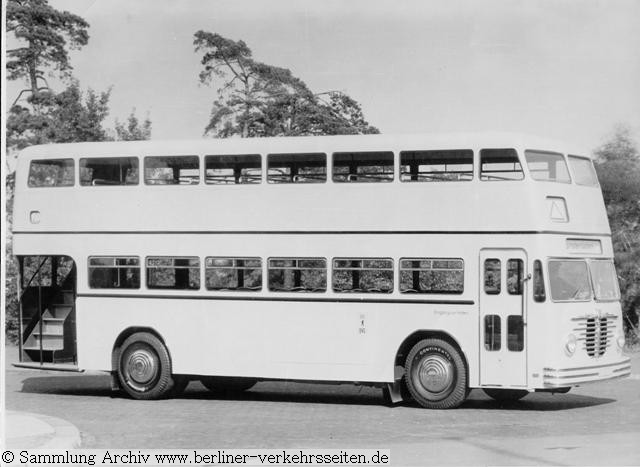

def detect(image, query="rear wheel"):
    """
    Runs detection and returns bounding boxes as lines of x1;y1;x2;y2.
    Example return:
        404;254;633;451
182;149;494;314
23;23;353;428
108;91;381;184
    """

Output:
117;332;173;400
483;388;529;402
405;338;467;409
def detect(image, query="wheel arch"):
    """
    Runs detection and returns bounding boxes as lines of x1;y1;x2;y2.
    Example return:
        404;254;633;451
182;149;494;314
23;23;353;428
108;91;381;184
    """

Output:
394;330;469;378
111;326;170;373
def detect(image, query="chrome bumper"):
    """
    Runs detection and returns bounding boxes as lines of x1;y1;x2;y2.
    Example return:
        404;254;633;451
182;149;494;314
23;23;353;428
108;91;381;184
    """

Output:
543;358;631;387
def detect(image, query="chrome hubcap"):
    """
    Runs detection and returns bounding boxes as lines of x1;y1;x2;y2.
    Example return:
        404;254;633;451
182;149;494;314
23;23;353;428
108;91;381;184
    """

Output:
126;348;157;385
417;354;454;394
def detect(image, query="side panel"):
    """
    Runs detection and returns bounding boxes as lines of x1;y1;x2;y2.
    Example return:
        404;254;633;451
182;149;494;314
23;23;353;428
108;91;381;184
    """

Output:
76;296;478;383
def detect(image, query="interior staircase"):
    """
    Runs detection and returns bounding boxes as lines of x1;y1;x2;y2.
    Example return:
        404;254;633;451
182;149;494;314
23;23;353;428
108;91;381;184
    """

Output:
20;256;77;365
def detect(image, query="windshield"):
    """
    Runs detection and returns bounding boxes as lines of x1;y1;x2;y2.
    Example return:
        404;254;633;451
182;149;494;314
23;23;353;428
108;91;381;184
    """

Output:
568;155;598;186
589;260;620;301
525;150;571;183
548;260;592;301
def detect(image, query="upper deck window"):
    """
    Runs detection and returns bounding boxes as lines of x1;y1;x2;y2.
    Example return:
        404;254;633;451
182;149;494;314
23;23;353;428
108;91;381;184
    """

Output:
480;149;524;181
568;155;599;186
145;156;199;185
400;150;473;182
524;150;571;183
205;154;261;184
267;153;326;183
333;151;394;183
80;157;138;186
28;159;74;187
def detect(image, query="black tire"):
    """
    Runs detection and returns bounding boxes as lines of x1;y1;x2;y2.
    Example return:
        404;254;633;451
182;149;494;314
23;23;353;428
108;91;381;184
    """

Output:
483;388;529;402
405;338;467;409
200;376;257;394
117;332;173;400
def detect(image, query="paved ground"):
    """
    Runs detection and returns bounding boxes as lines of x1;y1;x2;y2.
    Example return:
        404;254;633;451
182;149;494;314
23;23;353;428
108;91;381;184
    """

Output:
4;410;81;449
3;344;640;466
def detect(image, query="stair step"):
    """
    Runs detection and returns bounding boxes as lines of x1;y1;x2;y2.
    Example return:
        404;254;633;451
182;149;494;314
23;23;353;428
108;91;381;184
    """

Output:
32;334;63;341
33;331;63;337
24;343;64;351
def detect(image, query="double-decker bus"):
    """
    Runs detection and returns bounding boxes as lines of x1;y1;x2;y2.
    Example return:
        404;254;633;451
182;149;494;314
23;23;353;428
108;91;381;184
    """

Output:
11;133;631;408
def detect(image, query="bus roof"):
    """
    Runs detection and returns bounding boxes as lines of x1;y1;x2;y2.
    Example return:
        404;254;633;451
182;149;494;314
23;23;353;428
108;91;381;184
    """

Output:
17;132;592;159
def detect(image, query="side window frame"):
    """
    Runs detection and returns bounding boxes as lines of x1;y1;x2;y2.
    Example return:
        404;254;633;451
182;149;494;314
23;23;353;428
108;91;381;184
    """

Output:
88;256;141;289
205;154;262;185
479;148;524;181
332;151;395;183
28;158;75;187
144;155;200;185
332;258;394;294
80;157;139;186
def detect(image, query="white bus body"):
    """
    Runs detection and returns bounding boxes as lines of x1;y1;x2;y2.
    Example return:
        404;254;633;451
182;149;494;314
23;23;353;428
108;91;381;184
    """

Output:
12;133;631;408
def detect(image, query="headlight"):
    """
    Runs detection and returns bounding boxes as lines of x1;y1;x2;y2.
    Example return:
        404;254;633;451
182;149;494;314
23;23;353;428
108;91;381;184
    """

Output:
565;334;577;356
617;335;626;349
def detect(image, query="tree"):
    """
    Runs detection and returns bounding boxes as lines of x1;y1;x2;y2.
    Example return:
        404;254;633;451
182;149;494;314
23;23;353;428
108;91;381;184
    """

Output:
594;125;640;345
115;109;152;141
7;82;112;150
194;31;378;137
7;0;89;100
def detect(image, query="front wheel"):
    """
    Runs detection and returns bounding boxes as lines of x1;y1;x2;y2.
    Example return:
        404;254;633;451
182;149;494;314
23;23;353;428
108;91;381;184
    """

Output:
405;338;467;409
483;388;529;402
117;332;173;400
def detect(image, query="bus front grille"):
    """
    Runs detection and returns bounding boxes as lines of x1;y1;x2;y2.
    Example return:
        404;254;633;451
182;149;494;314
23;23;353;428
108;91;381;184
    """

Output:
572;316;616;358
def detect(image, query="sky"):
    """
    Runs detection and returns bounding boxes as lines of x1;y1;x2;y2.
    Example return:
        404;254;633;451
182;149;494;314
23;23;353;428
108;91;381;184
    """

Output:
5;0;640;151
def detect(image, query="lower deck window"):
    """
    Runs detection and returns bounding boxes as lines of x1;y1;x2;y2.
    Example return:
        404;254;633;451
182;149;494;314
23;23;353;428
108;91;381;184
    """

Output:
548;260;591;301
333;258;393;293
589;260;620;301
484;315;501;351
484;259;501;294
400;258;464;294
146;257;200;290
205;257;262;291
507;259;524;295
533;259;546;302
268;258;326;292
507;315;524;351
89;257;140;289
